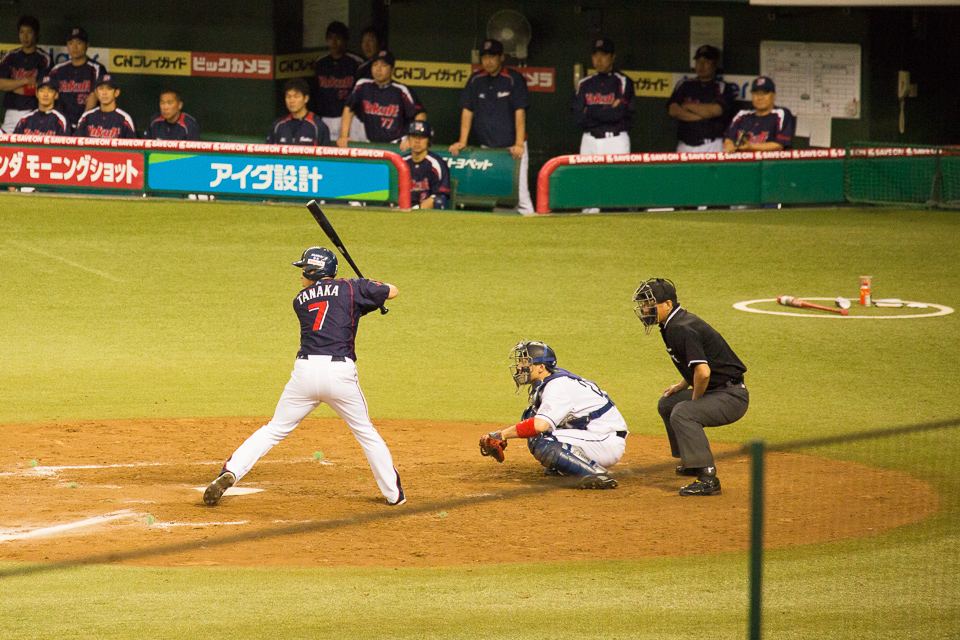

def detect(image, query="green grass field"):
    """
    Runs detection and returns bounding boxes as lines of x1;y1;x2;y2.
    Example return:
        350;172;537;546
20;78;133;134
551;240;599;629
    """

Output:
2;195;958;639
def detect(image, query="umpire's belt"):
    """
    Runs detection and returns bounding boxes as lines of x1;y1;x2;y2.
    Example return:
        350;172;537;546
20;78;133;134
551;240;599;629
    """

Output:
723;377;744;387
297;354;347;362
563;398;615;429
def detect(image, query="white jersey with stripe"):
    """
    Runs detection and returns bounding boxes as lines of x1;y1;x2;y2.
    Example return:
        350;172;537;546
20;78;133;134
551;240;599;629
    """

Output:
536;376;628;438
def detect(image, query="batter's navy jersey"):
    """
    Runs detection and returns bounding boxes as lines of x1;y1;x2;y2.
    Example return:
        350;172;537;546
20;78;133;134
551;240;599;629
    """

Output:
659;306;746;391
402;150;451;209
0;47;50;111
13;109;69;135
314;52;363;118
459;68;529;148
573;71;636;136
49;59;106;128
346;79;424;143
668;78;737;146
75;107;136;139
725;107;795;149
266;111;330;146
144;112;200;140
294;277;390;361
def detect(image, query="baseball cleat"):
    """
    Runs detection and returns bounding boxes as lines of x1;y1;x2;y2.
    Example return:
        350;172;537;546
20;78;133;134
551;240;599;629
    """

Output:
543;467;566;477
579;473;618;490
387;487;406;506
203;471;236;506
679;476;722;496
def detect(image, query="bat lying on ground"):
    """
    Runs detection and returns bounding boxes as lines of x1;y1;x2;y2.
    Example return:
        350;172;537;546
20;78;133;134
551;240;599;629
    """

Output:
305;199;388;315
777;295;849;316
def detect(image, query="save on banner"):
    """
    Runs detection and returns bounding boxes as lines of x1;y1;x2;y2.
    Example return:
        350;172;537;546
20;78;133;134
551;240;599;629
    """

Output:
147;153;390;200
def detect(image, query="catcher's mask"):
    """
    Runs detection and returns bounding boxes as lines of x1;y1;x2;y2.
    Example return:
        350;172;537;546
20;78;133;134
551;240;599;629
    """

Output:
510;341;557;392
293;246;338;281
632;278;677;334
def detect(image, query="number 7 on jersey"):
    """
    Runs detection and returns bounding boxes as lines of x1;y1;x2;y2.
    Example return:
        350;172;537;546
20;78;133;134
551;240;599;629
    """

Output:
308;301;329;331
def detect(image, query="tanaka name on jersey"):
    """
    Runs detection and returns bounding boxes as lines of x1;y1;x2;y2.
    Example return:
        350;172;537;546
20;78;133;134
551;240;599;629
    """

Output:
297;283;340;305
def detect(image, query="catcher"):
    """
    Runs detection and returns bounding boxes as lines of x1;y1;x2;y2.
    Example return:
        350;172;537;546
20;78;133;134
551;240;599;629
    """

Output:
479;341;626;489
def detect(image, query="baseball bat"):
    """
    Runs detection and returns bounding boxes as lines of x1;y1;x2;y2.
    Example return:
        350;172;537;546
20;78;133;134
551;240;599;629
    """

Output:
777;295;848;316
305;200;388;315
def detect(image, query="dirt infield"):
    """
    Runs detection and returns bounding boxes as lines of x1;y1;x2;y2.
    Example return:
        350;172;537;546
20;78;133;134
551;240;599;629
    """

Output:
0;418;939;568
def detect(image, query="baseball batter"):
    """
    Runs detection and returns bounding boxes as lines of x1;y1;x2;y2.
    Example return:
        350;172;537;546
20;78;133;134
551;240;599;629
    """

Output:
479;341;625;489
204;247;404;507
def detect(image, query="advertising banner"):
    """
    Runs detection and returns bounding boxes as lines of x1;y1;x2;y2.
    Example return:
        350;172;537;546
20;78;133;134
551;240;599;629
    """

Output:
0;146;143;188
110;48;191;76
191;53;273;79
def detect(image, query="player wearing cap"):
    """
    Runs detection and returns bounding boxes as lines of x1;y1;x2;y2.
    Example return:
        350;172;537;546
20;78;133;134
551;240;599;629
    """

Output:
74;74;136;139
724;76;795;152
573;38;635;156
449;39;533;214
339;50;426;151
401;121;450;209
144;88;200;141
632;279;748;496
314;21;364;141
668;45;737;153
203;246;405;507
0;16;50;133
13;75;69;136
49;27;106;131
267;78;330;146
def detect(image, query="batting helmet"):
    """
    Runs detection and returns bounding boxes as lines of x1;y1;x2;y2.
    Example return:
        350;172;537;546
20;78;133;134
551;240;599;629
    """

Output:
632;278;677;334
292;246;338;281
510;341;557;391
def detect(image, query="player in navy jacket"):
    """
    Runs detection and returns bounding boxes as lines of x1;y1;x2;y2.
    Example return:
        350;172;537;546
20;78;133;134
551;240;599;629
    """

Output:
267;78;330;146
0;16;50;132
339;50;425;151
143;89;200;141
668;45;737;152
74;74;136;139
724;76;795;152
49;27;105;130
402;121;450;209
313;21;363;141
13;75;69;135
573;38;635;156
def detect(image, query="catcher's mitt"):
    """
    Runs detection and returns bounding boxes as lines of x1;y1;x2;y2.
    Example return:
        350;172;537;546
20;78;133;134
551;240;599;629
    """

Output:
479;431;507;463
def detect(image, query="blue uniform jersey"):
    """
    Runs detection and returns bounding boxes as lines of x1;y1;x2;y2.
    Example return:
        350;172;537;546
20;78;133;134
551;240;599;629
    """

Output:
266;111;330;146
402;150;451;209
459;68;529;148
346;78;424;143
13;108;70;135
144;112;200;140
314;52;363;118
573;71;635;136
725;107;795;149
49;59;106;128
0;47;51;111
668;77;737;146
294;277;390;361
75;107;137;139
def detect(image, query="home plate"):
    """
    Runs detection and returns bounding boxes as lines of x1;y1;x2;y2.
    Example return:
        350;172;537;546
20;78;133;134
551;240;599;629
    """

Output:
193;487;263;496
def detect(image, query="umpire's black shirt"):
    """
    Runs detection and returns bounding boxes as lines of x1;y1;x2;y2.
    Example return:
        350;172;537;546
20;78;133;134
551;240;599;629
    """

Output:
659;306;746;391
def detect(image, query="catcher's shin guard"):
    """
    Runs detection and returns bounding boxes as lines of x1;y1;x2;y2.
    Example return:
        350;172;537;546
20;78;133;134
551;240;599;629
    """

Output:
528;434;606;477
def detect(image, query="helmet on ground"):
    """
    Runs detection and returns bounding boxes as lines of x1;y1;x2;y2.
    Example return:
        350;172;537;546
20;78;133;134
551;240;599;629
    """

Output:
632;278;677;334
292;246;338;280
509;341;557;391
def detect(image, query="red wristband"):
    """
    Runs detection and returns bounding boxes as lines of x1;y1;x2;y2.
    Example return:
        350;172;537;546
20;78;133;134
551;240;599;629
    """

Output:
514;417;538;438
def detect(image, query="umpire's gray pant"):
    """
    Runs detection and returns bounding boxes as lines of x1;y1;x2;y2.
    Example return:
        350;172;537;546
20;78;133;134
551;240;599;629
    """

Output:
657;383;749;470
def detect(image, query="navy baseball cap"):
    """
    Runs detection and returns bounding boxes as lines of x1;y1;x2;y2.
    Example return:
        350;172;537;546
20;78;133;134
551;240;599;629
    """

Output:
95;74;117;89
408;121;432;138
38;75;57;91
374;49;395;66
592;38;615;54
751;76;776;93
67;27;89;43
481;39;504;56
695;45;721;61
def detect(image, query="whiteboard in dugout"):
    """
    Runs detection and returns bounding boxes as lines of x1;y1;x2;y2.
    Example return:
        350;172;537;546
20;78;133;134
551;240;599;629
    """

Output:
760;41;862;119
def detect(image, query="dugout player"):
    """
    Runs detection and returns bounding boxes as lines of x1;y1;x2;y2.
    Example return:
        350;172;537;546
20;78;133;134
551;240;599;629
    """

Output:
13;75;69;135
449;39;533;214
402;121;450;209
479;341;625;490
573;38;635;156
668;45;737;153
339;50;426;152
356;26;384;81
267;78;330;146
0;16;50;133
314;21;364;141
74;74;136;139
724;76;795;152
204;247;405;507
632;279;748;496
49;27;105;131
143;88;200;140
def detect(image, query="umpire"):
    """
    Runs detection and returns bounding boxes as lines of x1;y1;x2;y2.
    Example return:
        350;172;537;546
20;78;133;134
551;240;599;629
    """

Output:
632;278;748;496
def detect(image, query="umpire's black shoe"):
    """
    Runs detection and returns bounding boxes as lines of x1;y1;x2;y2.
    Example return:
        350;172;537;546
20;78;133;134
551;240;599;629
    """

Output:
679;475;721;496
676;465;715;477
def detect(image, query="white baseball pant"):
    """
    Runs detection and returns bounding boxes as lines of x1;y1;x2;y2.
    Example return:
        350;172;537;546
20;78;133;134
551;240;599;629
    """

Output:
553;429;626;469
579;131;631;156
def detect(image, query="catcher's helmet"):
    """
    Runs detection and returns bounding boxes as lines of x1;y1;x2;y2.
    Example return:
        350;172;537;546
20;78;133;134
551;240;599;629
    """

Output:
510;341;557;391
632;278;677;333
293;246;338;281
